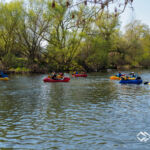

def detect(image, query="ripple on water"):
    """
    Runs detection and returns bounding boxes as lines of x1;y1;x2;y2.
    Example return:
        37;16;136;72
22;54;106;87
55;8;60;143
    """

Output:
0;73;150;149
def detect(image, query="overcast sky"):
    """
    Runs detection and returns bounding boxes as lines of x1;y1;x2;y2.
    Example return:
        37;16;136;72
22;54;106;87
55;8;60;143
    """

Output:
120;0;150;29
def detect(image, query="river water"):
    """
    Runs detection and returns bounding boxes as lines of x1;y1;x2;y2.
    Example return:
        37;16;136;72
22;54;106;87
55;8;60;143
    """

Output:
0;71;150;149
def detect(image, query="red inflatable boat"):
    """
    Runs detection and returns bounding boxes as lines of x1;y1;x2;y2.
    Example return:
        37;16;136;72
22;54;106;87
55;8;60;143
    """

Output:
72;74;87;77
43;77;70;82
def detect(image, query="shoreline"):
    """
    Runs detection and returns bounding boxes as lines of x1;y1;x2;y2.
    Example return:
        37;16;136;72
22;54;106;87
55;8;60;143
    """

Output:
2;66;148;75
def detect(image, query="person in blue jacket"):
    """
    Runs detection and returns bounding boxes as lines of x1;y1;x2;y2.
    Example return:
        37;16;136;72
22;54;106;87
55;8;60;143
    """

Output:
130;72;136;77
118;72;122;77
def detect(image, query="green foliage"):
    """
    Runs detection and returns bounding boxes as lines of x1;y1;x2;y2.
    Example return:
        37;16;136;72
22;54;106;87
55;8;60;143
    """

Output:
0;0;150;72
15;58;28;68
9;67;30;73
1;52;17;69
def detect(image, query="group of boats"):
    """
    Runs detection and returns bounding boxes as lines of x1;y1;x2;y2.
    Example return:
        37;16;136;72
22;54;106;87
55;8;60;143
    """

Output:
0;71;87;83
44;71;145;84
110;72;143;84
0;71;148;85
43;73;87;82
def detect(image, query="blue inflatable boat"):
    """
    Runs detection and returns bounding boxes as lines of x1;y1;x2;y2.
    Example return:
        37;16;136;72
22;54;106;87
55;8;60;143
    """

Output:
120;79;142;84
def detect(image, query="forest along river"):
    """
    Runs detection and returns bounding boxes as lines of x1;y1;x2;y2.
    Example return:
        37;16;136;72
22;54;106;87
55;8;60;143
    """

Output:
0;71;150;149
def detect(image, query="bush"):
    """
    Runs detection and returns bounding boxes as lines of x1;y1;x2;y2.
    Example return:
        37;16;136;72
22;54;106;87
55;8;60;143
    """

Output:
9;67;30;73
2;52;17;69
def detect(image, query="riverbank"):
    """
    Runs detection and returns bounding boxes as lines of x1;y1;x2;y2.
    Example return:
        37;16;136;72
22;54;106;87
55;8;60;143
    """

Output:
3;67;48;74
1;65;148;75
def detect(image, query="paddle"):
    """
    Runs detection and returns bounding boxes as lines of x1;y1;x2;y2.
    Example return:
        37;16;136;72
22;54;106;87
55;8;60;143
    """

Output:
144;82;149;85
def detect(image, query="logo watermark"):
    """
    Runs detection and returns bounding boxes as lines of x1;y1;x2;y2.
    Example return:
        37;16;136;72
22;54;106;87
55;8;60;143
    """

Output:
137;132;150;142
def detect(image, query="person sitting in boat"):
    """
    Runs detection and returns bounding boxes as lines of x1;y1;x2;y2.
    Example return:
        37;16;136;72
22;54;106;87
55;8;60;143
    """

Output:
74;71;78;74
52;72;58;80
60;73;64;79
121;75;129;80
130;72;136;77
73;71;78;75
57;73;64;79
118;72;122;77
0;71;3;77
48;73;51;78
57;73;61;79
0;71;8;78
